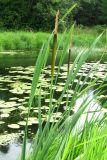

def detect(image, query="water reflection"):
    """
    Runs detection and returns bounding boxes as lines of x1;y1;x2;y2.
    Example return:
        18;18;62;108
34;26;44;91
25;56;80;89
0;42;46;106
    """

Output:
70;88;105;133
0;141;31;160
0;144;9;153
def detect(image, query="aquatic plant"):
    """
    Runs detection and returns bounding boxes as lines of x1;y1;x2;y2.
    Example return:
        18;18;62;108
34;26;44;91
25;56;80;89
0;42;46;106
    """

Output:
19;6;107;160
51;10;59;76
19;28;107;160
67;30;73;74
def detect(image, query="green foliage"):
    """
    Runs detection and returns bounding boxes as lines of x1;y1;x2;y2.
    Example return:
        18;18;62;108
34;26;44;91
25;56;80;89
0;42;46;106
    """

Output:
19;29;107;160
100;0;107;22
74;0;107;26
0;27;105;52
1;0;107;30
74;0;100;25
0;0;75;31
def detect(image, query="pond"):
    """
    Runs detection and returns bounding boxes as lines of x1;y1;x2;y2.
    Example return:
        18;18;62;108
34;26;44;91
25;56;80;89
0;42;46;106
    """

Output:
0;52;107;160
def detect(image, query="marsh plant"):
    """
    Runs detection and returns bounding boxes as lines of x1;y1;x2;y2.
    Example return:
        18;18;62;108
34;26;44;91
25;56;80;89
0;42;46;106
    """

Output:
20;8;107;160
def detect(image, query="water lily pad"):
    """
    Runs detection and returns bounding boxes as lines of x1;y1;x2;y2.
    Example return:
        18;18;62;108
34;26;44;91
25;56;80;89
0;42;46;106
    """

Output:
57;82;65;86
61;72;68;76
41;106;49;110
60;101;66;104
18;99;25;102
24;97;29;100
0;121;5;124
21;110;28;115
26;117;39;124
45;99;56;103
25;90;31;94
0;101;17;108
8;124;20;129
0;100;5;104
18;121;26;126
53;112;62;118
10;89;25;94
9;97;19;101
63;94;72;98
18;106;27;111
59;76;67;79
0;133;20;145
1;108;16;113
34;110;39;113
1;113;10;118
56;86;63;92
66;90;74;94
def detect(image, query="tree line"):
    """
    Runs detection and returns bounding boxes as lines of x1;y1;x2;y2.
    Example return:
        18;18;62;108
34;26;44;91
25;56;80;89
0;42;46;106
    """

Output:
0;0;107;31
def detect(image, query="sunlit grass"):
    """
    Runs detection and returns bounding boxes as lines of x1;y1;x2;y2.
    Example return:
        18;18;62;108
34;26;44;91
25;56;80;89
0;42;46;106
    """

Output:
0;26;106;52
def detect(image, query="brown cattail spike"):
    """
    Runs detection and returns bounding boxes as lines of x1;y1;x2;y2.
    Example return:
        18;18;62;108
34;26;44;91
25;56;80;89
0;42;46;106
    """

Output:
51;10;60;76
54;10;60;35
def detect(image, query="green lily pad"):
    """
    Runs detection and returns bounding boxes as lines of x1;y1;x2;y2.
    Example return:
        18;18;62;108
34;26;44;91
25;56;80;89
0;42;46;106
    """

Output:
53;112;62;118
56;86;63;92
8;124;20;129
45;99;56;103
41;106;49;110
1;108;16;113
0;133;20;145
9;97;19;101
0;121;5;125
1;113;10;118
18;121;26;126
0;101;17;108
18;99;25;102
18;106;27;111
34;110;39;113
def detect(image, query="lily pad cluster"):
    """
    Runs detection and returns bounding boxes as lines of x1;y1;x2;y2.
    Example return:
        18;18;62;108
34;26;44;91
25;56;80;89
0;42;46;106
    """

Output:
0;63;107;144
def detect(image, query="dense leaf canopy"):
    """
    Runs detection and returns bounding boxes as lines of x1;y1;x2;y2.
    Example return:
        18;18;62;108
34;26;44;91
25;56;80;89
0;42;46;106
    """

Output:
0;0;107;31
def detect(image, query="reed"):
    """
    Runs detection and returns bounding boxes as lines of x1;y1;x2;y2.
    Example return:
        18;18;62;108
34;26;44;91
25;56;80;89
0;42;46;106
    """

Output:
19;28;107;160
19;6;107;160
67;32;72;74
51;10;59;76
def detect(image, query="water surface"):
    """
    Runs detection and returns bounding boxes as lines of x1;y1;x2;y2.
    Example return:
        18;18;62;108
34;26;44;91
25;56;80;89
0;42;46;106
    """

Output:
0;51;107;160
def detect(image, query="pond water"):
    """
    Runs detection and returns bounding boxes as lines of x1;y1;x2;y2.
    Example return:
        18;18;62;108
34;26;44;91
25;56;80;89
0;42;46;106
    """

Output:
0;52;107;160
0;139;31;160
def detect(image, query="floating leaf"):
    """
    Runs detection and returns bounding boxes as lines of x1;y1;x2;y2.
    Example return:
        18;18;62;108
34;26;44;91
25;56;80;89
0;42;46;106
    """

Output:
1;113;10;118
8;124;20;129
0;121;5;125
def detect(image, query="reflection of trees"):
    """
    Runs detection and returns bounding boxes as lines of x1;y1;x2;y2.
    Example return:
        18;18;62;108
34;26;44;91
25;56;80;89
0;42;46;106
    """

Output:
18;136;23;144
0;144;9;153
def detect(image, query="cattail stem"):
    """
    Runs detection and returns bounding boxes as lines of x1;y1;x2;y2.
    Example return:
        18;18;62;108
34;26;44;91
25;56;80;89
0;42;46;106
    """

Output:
51;10;59;76
68;48;71;73
67;32;72;74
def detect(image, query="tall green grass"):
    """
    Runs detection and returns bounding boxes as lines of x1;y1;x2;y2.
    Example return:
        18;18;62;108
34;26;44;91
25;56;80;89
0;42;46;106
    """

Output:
0;26;106;52
18;21;107;160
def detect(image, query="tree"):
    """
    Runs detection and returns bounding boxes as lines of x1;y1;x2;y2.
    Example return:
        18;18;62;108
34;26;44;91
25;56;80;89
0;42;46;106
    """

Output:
73;0;101;25
0;0;106;30
0;0;76;30
99;0;107;23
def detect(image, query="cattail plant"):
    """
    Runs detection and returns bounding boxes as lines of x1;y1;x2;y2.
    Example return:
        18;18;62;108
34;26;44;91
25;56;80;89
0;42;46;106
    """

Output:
67;32;72;74
51;10;60;76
